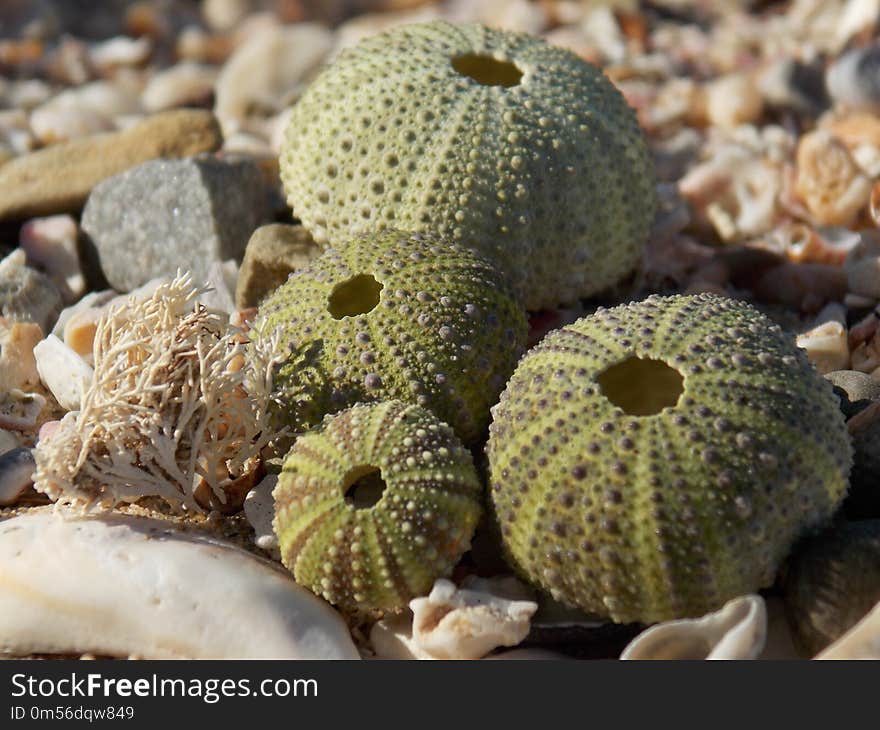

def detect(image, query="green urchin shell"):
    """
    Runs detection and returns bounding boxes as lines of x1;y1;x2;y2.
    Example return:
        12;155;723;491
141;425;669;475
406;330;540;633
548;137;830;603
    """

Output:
251;229;527;446
273;400;483;613
279;20;656;310
486;293;852;624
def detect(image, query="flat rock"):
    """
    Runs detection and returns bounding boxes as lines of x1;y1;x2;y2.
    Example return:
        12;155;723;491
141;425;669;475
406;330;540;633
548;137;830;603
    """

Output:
235;223;321;308
0;109;223;221
82;156;270;292
0;510;360;659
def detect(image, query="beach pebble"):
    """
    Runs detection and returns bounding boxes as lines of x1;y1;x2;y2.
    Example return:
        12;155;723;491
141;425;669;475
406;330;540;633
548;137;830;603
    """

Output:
0;109;223;221
0;510;360;659
33;335;94;411
81;156;269;292
88;35;152;71
203;0;254;30
19;215;85;303
29;82;142;145
0;447;35;506
0;318;42;390
827;43;880;112
243;473;279;557
214;22;333;135
0;389;45;431
235;224;321;309
141;62;217;112
705;73;764;129
0;250;63;332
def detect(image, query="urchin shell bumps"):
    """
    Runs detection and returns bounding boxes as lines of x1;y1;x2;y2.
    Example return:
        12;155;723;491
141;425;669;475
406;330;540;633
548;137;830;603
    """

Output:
280;21;656;310
486;294;852;624
273;401;483;613
252;229;527;446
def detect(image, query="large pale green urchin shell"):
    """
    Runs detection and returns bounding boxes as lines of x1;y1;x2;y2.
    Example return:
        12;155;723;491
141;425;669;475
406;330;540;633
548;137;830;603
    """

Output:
486;294;852;624
273;401;483;613
279;21;656;310
251;229;527;446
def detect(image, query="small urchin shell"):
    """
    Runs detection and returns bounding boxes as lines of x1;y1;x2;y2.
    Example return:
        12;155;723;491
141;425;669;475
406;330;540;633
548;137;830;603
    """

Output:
251;229;527;446
273;401;483;613
486;294;852;624
280;21;656;310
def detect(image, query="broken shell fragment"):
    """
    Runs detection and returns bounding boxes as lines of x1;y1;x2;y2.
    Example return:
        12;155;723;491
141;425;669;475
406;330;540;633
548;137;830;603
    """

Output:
33;334;93;411
620;595;767;660
0;510;360;659
797;319;850;374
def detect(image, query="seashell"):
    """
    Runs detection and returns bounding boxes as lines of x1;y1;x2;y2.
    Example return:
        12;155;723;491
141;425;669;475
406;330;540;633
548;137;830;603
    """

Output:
620;595;767;660
242;473;279;557
827;112;880;151
0;389;45;431
0;447;35;506
816;599;880;659
141;62;217;113
214;22;333;136
29;105;114;146
794;130;873;227
0;318;42;390
779;224;861;266
19;215;85;304
784;520;880;656
88;35;152;71
827;43;880;112
705;73;764;129
0;509;360;659
33;334;93;412
796;319;850;374
370;577;538;660
0;249;63;332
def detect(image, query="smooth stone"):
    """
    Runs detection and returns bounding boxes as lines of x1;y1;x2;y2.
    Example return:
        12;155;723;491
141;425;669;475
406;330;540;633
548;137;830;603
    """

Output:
88;36;152;71
33;334;93;411
81;156;270;292
0;109;223;221
827;44;880;112
235;224;321;309
214;22;333;135
0;249;63;331
0;448;35;506
0;510;360;659
142;62;218;112
19;215;85;303
620;595;767;660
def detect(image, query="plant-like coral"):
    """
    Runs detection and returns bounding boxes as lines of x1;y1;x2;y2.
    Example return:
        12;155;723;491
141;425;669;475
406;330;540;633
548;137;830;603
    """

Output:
486;293;852;624
273;400;483;614
250;229;526;447
33;273;274;511
280;21;656;309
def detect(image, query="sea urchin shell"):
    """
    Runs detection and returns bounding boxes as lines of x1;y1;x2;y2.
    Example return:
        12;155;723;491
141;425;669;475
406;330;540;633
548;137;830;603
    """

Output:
273;401;483;614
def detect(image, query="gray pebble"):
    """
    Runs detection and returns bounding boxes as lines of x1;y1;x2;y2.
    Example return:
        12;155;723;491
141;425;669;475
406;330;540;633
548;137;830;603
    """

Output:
827;44;880;111
0;447;35;506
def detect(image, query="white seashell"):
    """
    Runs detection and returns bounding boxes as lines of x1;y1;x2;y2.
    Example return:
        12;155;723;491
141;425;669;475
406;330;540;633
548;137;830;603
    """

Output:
816;598;880;659
0;447;35;506
243;473;279;557
796;319;850;374
369;613;433;660
620;595;767;660
215;23;334;136
0;510;360;659
0;319;42;389
88;36;152;70
19;215;85;304
6;80;52;111
33;335;93;411
29;105;113;145
0;389;45;431
141;62;217;113
706;74;764;129
52;289;116;340
834;0;880;53
409;577;538;660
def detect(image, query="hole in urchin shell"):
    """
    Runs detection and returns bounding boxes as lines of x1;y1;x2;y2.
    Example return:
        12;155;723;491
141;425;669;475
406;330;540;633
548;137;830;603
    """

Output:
597;357;684;416
328;274;383;319
343;466;387;509
451;53;522;87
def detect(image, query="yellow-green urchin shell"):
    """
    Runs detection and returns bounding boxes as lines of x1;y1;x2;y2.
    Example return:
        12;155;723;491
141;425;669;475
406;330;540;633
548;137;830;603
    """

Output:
279;20;656;310
486;293;852;624
273;400;483;613
251;229;527;446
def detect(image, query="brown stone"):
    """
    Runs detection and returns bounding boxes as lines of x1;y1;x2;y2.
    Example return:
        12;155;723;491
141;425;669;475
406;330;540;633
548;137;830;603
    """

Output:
0;109;223;221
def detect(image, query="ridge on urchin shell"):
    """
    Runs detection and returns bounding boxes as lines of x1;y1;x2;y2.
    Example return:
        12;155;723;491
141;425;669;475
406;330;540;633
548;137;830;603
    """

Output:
486;293;852;624
273;401;484;614
280;21;657;310
250;228;527;447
